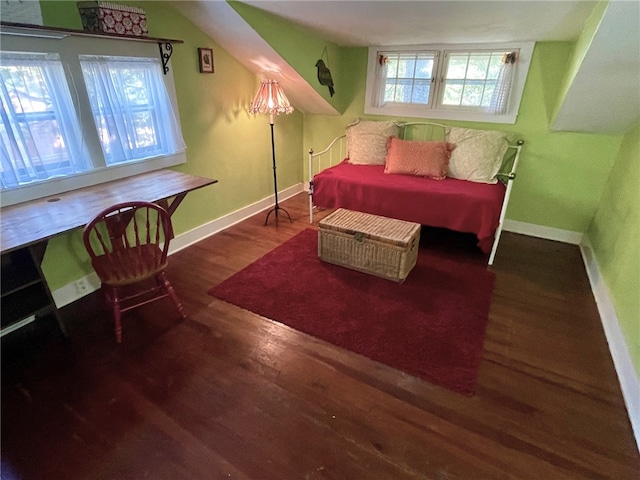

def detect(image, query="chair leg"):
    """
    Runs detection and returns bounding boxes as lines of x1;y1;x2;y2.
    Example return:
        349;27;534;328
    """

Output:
159;272;187;319
110;286;123;343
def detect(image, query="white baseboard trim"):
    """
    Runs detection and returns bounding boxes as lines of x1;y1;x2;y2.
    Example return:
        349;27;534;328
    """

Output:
580;237;640;451
503;219;583;245
169;183;304;254
52;183;305;308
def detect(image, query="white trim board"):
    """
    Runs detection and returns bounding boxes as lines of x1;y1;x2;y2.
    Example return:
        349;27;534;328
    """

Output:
580;237;640;451
503;219;583;244
169;183;304;254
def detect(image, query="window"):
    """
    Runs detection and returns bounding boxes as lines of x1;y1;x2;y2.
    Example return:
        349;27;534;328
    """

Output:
79;55;184;165
1;53;91;187
382;52;437;107
440;51;504;108
365;43;534;124
0;33;185;206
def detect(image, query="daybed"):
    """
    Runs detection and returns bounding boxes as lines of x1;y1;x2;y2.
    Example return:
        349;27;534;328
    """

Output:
307;121;523;265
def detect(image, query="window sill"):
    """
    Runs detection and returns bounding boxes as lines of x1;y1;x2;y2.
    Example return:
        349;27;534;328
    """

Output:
364;104;518;125
1;152;187;207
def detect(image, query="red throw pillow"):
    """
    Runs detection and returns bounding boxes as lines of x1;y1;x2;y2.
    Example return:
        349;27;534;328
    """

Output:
384;137;456;180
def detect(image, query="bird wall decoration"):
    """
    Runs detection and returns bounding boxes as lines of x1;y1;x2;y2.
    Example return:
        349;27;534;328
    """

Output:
315;59;335;97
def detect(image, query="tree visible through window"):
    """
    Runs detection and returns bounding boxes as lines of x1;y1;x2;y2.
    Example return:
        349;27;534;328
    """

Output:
441;52;503;108
383;52;436;105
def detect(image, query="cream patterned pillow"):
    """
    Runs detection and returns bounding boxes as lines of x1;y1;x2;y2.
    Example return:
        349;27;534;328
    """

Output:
445;127;511;184
346;120;401;165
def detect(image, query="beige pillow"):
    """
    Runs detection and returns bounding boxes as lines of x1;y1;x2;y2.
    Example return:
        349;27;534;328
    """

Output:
346;120;401;165
384;137;455;180
445;127;510;183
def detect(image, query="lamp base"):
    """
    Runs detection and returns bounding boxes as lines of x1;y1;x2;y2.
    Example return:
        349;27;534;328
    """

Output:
264;204;293;226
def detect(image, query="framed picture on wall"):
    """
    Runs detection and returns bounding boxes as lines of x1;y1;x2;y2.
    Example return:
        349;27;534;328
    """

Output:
198;48;214;73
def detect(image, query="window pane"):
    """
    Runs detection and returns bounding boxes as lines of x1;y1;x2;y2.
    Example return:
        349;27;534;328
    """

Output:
446;55;468;79
467;55;490;80
411;80;430;103
442;81;463;105
397;55;416;78
394;80;412;102
414;57;433;79
461;82;485;106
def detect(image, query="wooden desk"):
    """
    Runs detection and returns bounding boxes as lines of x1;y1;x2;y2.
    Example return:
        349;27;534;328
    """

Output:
0;169;217;336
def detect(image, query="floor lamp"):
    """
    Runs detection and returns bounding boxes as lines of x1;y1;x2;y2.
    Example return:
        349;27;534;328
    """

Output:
249;79;294;226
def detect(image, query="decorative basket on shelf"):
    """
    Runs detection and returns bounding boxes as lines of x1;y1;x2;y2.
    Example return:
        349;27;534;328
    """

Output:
77;2;148;37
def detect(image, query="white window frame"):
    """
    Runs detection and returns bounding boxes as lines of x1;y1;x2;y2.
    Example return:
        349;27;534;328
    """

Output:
0;33;185;207
365;42;534;124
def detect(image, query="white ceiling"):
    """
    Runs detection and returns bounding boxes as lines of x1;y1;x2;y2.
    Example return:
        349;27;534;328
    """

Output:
172;0;640;134
241;0;598;46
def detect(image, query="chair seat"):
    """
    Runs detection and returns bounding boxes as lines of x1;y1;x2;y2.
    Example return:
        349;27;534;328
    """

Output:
92;244;168;286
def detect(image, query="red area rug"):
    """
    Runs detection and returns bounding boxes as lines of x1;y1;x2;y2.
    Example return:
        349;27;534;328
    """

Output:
208;229;495;395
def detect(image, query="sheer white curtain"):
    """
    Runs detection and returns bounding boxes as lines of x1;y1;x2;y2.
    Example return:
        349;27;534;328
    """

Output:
489;51;518;115
80;55;186;166
0;53;89;190
372;54;389;107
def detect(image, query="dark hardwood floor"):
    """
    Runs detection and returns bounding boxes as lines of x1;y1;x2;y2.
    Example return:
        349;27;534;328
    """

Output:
2;193;639;479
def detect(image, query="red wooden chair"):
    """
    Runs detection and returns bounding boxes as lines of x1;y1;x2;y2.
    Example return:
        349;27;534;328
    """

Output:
82;201;186;343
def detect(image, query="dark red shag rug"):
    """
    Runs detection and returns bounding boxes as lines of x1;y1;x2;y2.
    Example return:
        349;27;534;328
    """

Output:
208;228;495;395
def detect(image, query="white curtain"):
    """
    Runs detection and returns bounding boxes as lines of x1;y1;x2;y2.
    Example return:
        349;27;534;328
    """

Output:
372;54;389;107
0;53;89;189
489;51;518;115
80;55;186;166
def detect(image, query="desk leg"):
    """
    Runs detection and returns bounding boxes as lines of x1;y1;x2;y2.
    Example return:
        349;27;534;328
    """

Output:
157;192;188;217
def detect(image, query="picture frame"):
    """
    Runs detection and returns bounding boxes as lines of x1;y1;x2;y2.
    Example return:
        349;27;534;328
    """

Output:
198;48;214;74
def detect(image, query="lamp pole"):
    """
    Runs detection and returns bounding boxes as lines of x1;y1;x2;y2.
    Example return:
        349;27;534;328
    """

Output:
264;114;292;226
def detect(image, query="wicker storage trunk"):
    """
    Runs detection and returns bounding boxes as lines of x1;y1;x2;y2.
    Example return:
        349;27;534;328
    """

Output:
318;209;421;283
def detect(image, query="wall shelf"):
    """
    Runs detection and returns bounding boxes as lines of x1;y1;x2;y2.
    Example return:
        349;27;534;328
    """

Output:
0;21;183;73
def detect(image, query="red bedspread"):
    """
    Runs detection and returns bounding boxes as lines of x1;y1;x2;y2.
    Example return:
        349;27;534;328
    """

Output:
312;160;506;253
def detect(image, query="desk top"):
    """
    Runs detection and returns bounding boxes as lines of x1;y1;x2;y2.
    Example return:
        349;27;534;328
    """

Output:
1;169;217;253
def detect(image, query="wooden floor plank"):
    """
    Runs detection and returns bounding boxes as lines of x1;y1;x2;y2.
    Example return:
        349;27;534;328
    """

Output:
2;193;638;479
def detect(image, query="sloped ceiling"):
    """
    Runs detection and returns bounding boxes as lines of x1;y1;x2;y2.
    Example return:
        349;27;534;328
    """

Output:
171;1;339;116
551;0;640;134
173;0;640;134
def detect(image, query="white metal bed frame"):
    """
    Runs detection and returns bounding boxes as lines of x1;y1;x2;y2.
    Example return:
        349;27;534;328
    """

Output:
307;122;524;265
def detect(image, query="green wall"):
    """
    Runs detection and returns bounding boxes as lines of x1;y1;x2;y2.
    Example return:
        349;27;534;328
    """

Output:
301;42;623;233
587;122;640;376
229;1;346;113
37;0;304;290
